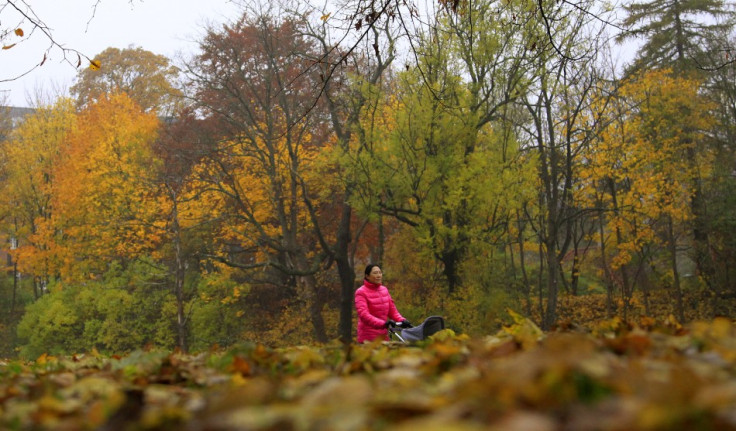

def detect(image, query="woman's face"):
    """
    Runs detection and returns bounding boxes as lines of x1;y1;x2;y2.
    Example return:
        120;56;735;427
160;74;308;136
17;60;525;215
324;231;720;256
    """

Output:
367;266;383;284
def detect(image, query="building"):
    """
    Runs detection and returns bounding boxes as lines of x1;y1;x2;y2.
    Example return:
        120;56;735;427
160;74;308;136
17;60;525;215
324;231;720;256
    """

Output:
1;106;35;129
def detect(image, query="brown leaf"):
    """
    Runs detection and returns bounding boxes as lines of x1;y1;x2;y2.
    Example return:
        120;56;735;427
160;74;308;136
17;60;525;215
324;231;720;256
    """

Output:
604;332;652;355
229;355;251;376
15;28;24;37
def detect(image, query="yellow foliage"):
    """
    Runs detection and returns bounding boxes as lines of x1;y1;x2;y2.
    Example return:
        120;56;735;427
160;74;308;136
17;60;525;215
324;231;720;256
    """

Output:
578;69;715;285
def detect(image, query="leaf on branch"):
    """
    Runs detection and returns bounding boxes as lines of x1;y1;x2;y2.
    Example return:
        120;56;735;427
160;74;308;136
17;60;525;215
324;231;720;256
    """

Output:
320;12;331;22
89;60;101;71
40;53;47;66
2;44;17;50
15;28;24;37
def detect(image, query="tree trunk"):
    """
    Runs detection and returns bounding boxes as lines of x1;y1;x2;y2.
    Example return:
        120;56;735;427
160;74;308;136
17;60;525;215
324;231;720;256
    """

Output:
537;238;545;327
559;263;570;295
516;213;532;316
33;276;40;300
440;249;461;296
570;254;580;296
300;273;328;343
10;261;18;318
171;196;188;353
543;237;559;330
668;216;685;322
597;210;615;318
613;225;632;322
289;248;328;343
336;202;355;343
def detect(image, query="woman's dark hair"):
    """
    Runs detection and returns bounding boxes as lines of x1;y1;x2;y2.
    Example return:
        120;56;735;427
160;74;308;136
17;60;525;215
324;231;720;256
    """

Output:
364;264;380;278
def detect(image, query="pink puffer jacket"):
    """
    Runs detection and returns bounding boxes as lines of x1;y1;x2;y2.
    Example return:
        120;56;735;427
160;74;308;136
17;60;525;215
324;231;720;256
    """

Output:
355;280;404;343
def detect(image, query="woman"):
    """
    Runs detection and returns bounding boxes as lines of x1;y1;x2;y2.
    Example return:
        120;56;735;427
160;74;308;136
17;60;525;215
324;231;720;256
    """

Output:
355;264;410;343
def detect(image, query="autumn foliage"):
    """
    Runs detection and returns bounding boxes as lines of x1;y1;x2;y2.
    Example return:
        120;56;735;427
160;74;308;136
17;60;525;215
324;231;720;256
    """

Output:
2;0;736;427
1;0;736;394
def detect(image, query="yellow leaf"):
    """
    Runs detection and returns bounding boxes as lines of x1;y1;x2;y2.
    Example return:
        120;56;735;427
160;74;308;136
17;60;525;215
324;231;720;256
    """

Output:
231;372;247;386
2;43;16;50
15;28;24;37
89;59;101;70
320;12;331;21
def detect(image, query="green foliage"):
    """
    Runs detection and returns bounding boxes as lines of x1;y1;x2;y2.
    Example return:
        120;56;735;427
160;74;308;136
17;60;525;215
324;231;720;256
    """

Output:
617;0;736;74
16;288;79;358
344;0;538;295
385;224;524;336
0;274;33;357
2;0;736;359
188;273;248;351
698;165;736;308
16;258;177;359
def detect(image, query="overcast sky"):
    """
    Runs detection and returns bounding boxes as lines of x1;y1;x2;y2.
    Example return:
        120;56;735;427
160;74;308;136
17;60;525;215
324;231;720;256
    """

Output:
1;1;638;108
1;0;241;107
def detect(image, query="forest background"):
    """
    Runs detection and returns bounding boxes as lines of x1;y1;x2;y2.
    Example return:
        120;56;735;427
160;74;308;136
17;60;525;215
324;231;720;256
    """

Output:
1;0;736;359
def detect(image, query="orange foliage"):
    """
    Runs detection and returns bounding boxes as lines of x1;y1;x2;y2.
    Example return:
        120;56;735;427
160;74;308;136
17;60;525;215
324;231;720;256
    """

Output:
1;100;77;278
46;93;163;280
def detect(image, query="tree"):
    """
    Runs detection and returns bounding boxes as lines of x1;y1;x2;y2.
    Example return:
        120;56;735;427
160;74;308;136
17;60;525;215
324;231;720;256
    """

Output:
0;99;77;296
625;69;715;321
48;93;163;281
617;0;735;316
617;0;736;75
580;69;716;321
346;0;539;297
701;38;736;309
298;0;400;342
16;258;178;358
185;9;334;342
70;46;183;115
151;110;220;352
511;0;611;329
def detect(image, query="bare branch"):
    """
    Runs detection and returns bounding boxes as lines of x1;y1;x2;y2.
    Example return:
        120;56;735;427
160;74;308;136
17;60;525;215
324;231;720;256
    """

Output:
2;0;94;82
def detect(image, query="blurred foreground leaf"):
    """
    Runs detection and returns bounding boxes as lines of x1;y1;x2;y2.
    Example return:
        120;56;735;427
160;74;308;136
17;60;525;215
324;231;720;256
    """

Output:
3;318;736;429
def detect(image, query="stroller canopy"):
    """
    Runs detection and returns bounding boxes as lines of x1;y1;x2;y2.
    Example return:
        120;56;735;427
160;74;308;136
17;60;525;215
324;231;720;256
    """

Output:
397;316;445;342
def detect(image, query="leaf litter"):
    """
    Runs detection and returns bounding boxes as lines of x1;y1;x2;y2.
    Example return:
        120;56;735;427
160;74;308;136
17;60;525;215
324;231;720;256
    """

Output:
3;316;736;430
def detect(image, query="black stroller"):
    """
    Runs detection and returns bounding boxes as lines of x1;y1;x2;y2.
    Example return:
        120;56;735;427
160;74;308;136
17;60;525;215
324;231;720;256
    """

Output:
388;316;445;343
